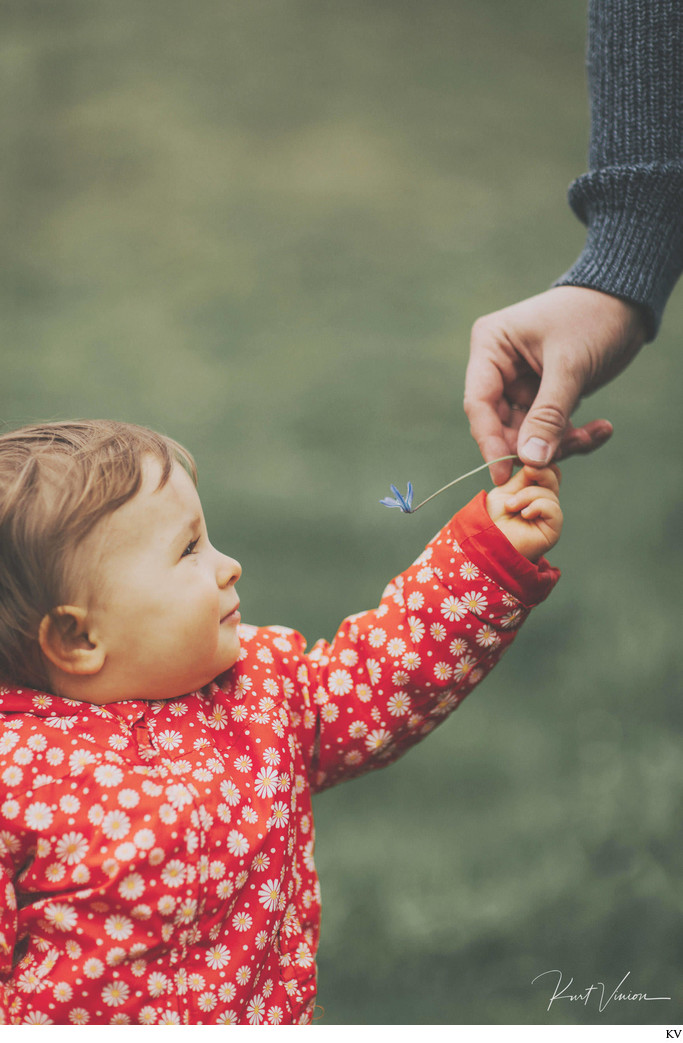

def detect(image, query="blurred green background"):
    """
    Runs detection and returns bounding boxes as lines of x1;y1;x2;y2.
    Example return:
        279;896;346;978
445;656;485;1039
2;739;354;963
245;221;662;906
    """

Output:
2;0;681;1026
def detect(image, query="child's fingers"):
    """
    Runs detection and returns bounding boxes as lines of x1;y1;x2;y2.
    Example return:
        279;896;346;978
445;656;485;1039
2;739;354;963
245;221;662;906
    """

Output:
518;497;563;524
495;467;529;495
497;464;561;497
504;484;560;514
520;464;561;495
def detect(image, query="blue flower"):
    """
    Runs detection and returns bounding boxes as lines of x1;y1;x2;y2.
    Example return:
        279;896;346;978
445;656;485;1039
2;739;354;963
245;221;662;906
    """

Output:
380;482;414;513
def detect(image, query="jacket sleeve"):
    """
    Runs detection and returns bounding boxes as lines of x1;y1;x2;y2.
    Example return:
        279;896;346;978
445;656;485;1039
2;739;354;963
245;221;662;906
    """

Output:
0;847;19;1022
554;0;683;338
289;491;560;793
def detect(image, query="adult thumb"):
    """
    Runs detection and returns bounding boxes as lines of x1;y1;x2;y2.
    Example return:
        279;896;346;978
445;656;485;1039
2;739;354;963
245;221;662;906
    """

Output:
517;360;583;466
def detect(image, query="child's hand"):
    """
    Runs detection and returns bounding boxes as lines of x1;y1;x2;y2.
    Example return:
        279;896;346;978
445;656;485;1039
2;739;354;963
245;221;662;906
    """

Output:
486;465;562;562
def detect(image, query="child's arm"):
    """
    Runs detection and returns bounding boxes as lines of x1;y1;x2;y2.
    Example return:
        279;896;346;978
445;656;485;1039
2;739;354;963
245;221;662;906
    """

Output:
0;859;18;1018
279;474;561;792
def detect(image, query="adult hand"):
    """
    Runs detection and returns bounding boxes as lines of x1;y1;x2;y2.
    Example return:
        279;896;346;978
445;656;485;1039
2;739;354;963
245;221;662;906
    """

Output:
464;286;647;484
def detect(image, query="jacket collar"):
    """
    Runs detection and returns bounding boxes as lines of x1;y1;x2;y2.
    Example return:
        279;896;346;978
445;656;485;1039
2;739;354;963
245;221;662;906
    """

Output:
0;683;152;724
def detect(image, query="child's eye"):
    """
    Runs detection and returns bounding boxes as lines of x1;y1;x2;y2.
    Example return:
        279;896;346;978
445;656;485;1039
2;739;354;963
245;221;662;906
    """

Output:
181;538;199;558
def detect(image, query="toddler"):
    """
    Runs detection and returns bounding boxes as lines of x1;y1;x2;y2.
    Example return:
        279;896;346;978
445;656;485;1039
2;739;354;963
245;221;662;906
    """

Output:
0;419;561;1025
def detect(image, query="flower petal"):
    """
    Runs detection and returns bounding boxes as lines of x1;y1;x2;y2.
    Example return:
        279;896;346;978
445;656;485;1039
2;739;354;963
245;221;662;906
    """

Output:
381;482;415;512
388;484;413;512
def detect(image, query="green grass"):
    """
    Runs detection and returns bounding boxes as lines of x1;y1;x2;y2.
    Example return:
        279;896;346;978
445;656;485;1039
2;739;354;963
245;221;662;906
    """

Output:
1;0;681;1025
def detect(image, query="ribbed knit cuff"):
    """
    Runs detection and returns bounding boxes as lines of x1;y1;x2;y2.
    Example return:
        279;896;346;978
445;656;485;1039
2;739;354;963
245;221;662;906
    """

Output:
554;162;683;340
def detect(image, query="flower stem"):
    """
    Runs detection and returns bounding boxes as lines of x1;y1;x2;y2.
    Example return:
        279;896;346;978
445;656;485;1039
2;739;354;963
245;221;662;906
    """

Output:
411;455;517;513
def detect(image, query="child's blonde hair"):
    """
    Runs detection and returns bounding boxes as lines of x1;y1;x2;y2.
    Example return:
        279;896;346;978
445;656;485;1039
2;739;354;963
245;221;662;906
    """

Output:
0;419;196;690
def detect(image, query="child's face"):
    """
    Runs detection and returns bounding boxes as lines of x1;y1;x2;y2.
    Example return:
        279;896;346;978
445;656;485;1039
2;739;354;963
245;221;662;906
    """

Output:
75;456;242;703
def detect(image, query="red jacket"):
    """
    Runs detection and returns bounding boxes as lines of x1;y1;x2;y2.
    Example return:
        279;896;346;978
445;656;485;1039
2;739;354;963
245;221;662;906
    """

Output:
0;492;558;1024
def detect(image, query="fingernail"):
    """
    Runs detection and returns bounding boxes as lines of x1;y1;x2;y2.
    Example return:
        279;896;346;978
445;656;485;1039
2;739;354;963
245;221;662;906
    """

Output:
520;437;551;465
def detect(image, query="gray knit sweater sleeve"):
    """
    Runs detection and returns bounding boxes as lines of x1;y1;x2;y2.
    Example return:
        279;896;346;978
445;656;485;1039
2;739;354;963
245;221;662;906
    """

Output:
554;0;683;339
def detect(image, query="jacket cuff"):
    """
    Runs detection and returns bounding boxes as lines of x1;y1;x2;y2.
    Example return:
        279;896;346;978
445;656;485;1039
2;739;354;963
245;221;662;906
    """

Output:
441;490;560;608
553;163;683;340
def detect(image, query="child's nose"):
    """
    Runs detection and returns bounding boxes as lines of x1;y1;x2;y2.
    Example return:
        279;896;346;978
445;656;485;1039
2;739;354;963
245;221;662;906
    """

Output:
217;553;241;588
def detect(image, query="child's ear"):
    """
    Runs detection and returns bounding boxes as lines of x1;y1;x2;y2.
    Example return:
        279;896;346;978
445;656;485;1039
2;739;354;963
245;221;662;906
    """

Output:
38;606;106;676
